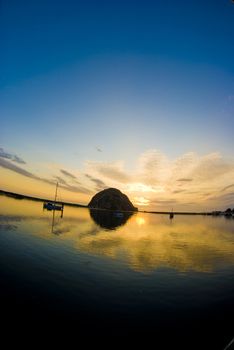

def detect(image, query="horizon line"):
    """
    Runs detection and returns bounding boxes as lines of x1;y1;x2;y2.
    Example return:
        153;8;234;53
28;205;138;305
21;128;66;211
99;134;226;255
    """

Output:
0;188;224;215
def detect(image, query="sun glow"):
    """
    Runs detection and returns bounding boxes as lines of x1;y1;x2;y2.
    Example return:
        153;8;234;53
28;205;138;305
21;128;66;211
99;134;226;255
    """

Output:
136;216;146;226
134;196;150;206
127;183;164;193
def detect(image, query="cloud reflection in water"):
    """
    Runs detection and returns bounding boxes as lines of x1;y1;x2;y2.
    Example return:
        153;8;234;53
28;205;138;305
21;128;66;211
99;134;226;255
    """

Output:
1;196;234;274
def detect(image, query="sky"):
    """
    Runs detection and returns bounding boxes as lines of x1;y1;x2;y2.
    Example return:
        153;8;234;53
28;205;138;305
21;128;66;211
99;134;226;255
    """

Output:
1;0;234;211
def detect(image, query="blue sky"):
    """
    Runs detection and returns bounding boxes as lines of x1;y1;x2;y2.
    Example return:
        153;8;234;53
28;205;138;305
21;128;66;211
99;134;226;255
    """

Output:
1;0;234;210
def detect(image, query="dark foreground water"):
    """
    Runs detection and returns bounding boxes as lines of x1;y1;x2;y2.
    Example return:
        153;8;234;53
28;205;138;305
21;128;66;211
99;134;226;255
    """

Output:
0;195;234;348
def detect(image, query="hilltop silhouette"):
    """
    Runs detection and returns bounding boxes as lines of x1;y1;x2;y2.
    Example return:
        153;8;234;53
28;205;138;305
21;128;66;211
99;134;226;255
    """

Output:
88;188;138;212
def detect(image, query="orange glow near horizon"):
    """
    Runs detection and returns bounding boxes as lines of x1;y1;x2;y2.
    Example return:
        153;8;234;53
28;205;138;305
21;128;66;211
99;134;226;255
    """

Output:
1;148;234;212
0;167;90;205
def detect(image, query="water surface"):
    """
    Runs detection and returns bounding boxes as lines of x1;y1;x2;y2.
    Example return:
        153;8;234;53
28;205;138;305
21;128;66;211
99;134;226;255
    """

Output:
1;195;234;348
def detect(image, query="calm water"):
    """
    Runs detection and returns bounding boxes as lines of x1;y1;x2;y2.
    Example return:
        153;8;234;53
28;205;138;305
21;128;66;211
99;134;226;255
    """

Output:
1;195;234;348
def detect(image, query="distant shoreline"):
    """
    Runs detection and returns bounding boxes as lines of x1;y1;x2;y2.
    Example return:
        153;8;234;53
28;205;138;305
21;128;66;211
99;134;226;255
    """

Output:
0;189;213;215
0;189;87;208
139;210;209;215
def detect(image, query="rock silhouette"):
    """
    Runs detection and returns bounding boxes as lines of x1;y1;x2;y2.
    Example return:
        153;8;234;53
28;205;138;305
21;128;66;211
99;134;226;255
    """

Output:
88;188;138;212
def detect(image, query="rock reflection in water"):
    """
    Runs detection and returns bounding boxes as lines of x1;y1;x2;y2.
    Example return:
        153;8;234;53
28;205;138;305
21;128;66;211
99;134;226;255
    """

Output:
89;209;133;230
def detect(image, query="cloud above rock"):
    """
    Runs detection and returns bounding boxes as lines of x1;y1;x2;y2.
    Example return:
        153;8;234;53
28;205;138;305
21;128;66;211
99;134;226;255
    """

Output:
85;160;132;184
1;146;234;210
85;149;234;209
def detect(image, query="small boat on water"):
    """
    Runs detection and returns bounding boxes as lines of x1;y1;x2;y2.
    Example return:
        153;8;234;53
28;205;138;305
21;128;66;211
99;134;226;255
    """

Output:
43;182;64;211
113;211;124;218
43;202;63;210
169;209;174;219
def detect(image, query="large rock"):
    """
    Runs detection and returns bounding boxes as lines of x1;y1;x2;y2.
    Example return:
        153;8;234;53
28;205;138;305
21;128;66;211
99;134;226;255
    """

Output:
88;188;138;211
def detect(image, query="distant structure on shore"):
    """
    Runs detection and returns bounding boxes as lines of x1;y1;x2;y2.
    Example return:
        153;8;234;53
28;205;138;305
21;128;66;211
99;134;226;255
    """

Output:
88;188;138;212
211;208;234;218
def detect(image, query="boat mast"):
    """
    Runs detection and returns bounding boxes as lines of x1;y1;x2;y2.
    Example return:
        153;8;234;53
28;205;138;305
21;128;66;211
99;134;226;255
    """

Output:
54;182;58;203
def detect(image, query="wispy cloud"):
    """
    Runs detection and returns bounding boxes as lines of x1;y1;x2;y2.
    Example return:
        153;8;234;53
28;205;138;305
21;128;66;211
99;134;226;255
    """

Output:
202;193;211;197
60;169;77;180
0;157;57;187
151;199;178;205
221;184;234;192
0;158;35;178
59;183;92;194
0;148;26;164
170;152;197;183
54;176;68;185
0;158;91;195
138;149;169;184
85;174;107;191
173;190;186;194
208;192;234;204
190;153;234;182
177;178;193;182
86;160;131;184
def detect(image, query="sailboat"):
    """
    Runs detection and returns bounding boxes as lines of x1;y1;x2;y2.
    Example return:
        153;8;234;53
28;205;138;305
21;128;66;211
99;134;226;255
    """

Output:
43;182;64;211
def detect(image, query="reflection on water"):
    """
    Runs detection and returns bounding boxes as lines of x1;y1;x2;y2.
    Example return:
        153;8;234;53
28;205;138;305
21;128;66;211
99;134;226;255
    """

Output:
51;207;64;234
89;209;133;229
0;195;234;273
1;195;234;348
81;212;234;273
